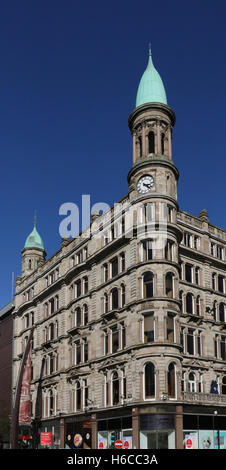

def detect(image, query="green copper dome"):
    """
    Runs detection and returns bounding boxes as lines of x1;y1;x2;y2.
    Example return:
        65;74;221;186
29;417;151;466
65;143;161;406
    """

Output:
24;220;44;251
136;47;167;107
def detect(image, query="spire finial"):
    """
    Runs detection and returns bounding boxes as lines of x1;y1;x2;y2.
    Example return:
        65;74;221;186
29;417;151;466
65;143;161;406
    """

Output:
149;42;152;56
34;210;37;228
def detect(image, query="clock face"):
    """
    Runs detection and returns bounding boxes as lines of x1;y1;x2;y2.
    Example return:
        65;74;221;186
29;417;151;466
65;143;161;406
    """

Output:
137;175;154;194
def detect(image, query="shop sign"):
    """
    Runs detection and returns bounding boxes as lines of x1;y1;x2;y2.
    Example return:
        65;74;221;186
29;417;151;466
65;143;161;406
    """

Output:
41;432;52;447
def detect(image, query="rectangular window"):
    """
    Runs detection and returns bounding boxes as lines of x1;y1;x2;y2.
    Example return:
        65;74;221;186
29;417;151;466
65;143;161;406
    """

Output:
184;232;192;248
111;257;118;278
112;325;119;353
185;264;192;283
167;314;174;342
218;275;224;293
143;240;153;260
220;336;226;361
143;313;154;343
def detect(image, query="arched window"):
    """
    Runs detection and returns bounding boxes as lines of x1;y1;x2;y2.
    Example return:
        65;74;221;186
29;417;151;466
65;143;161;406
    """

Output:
83;276;88;294
212;273;216;290
83;304;88;325
196;296;201;315
76;381;81;410
219;303;225;322
148;131;155;153
188;372;196;393
222;376;226;395
179;290;184;313
138;136;142;157
143;272;154;298
213;301;217;321
168;363;176;398
186;293;193;314
112;371;120;405
49;323;55;340
145;362;155;399
28;259;32;270
161;133;165;155
104;293;108;313
111;288;119;309
165;272;174;298
76;307;81;327
121;284;126;307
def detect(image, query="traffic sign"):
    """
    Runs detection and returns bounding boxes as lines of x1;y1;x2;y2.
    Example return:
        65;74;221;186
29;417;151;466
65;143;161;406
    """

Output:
124;440;129;449
115;440;123;449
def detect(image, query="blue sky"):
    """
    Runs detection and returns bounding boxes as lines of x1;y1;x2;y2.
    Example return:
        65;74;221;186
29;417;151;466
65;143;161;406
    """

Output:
0;0;226;307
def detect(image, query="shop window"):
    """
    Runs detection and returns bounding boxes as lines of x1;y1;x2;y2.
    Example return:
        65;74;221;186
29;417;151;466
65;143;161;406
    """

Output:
222;376;226;395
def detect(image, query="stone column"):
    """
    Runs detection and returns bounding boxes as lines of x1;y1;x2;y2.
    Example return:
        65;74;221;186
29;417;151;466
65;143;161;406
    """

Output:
142;123;146;157
60;417;65;449
132;407;139;449
168;126;172;160
133;132;136;164
175;405;183;449
91;413;97;449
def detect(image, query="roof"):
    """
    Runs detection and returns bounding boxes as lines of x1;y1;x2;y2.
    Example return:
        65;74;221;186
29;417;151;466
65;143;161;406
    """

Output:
136;47;167;107
0;301;14;319
24;223;45;251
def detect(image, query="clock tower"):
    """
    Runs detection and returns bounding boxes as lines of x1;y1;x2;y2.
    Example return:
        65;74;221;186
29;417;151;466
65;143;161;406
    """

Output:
127;47;183;401
127;46;178;202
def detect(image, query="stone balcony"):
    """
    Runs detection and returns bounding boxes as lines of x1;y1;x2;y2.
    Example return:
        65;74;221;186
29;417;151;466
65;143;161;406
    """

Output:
182;391;226;405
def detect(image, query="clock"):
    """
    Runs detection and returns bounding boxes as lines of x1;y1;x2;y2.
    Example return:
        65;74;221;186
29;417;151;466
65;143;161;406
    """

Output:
137;175;154;194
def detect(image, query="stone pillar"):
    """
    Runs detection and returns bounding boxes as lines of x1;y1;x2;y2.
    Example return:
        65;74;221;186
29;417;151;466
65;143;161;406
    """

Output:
132;407;139;449
175;405;183;449
142;123;146;157
156;120;161;154
168;126;172;160
133;132;136;164
91;413;97;449
60;417;65;449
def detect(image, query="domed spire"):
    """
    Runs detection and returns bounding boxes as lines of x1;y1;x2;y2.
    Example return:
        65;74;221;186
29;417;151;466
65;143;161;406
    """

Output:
24;213;45;251
136;45;167;107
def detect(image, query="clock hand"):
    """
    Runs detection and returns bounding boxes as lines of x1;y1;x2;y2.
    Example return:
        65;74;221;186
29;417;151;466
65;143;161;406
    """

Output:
143;183;151;188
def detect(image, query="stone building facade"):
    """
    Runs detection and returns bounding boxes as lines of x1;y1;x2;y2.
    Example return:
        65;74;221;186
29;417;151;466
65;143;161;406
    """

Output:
12;49;226;449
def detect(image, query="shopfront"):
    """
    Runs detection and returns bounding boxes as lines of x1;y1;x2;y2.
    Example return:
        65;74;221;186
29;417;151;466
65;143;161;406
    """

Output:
183;412;226;449
97;416;133;449
139;414;175;449
65;416;92;449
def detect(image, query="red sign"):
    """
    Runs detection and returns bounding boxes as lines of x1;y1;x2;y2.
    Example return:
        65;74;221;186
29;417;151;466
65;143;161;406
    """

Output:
124;440;129;449
186;438;192;449
41;432;52;447
99;442;104;449
115;440;123;449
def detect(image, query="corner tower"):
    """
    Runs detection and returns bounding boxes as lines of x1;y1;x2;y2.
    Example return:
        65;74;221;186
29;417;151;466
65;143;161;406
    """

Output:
21;216;46;277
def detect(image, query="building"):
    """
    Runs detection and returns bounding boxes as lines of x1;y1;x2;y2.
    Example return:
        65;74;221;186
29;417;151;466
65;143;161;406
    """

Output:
12;48;226;450
0;301;14;448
